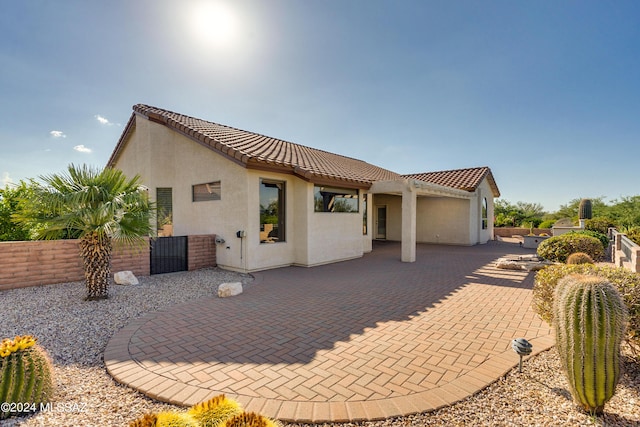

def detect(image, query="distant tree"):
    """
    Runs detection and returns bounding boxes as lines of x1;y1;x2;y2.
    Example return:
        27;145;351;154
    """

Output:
13;164;154;300
494;200;546;227
550;197;608;222
0;181;33;241
607;196;640;230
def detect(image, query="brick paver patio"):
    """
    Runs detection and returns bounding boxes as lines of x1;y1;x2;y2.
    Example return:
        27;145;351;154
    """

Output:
105;241;554;422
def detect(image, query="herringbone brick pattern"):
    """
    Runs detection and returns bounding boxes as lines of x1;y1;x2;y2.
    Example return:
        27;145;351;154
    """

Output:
105;242;554;422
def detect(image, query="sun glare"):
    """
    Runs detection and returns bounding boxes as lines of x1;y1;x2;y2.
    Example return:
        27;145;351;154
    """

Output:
190;1;238;48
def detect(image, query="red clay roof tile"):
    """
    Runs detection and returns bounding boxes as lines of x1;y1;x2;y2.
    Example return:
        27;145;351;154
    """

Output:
403;167;500;197
108;104;498;195
120;104;400;187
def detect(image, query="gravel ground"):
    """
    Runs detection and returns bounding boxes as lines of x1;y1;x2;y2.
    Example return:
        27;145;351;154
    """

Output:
1;268;639;427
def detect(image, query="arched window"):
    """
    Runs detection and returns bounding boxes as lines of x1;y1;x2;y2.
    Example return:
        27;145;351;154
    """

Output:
482;197;488;230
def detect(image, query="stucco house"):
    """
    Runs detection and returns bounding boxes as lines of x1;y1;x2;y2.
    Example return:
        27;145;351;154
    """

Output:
107;104;500;272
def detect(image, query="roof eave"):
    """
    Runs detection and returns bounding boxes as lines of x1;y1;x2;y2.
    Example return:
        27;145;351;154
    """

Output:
106;112;137;168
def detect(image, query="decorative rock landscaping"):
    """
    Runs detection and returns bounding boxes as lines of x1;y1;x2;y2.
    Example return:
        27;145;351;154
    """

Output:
495;255;554;271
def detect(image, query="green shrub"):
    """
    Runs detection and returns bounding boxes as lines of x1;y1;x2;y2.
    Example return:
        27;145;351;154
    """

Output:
533;264;640;351
585;217;615;235
538;219;555;229
626;227;640;246
566;252;594;265
573;230;609;249
537;233;604;263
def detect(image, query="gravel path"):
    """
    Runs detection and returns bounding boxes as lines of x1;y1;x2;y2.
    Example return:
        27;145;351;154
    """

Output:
1;268;638;426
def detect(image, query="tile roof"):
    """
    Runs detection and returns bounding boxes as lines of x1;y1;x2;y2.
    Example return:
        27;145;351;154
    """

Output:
403;167;500;197
108;104;499;195
108;104;401;188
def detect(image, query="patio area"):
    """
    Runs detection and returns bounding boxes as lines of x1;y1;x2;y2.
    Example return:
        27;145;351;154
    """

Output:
104;241;553;423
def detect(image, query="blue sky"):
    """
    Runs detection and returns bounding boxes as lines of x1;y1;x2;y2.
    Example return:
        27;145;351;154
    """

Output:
1;0;639;212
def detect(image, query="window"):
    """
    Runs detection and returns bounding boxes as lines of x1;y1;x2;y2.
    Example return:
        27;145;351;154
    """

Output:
260;179;285;243
193;181;221;202
314;186;359;212
482;197;488;230
156;187;173;236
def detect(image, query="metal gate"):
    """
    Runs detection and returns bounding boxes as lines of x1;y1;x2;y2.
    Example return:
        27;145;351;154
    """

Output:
150;236;188;275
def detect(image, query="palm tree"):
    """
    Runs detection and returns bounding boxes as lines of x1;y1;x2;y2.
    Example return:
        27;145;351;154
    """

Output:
14;164;154;300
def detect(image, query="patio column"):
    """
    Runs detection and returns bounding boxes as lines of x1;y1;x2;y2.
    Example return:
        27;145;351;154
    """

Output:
401;185;417;262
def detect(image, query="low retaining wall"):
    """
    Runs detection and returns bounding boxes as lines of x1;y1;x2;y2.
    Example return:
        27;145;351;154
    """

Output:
0;235;216;291
613;232;640;273
494;227;551;238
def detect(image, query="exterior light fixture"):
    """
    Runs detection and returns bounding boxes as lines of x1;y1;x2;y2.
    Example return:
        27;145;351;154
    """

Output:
511;338;532;373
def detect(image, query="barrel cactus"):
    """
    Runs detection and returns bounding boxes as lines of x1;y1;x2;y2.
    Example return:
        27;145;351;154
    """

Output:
0;335;54;420
224;412;280;427
566;252;594;265
156;411;199;427
553;275;627;413
188;394;243;427
129;413;158;427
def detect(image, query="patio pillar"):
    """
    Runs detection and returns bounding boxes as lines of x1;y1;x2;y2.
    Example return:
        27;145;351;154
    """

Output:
401;185;417;262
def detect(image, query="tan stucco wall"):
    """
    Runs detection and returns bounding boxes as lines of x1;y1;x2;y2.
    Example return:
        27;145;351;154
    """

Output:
113;116;250;270
112;114;497;270
475;179;495;244
416;197;472;245
248;177;367;270
372;193;469;244
371;191;494;246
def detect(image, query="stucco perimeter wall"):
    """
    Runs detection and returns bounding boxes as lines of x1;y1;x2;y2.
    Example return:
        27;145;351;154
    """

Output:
0;239;149;291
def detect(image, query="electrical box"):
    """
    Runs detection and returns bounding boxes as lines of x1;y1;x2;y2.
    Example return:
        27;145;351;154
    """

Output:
236;230;247;238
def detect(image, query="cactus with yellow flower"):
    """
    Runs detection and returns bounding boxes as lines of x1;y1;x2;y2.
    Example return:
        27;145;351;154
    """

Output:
129;394;281;427
0;335;54;419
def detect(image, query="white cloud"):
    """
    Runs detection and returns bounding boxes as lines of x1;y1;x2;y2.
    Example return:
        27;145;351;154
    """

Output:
50;130;66;138
1;172;13;188
95;114;119;126
73;145;92;153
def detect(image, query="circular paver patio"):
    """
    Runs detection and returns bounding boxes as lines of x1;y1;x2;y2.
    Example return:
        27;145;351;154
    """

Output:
105;242;554;422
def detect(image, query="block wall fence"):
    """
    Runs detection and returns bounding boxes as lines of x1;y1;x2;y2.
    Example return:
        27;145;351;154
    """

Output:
0;235;217;291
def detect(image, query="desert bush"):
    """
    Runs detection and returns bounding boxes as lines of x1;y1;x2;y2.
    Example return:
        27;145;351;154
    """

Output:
573;229;609;249
566;252;594;265
537;233;604;263
533;264;640;351
585;217;615;235
626;226;640;246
